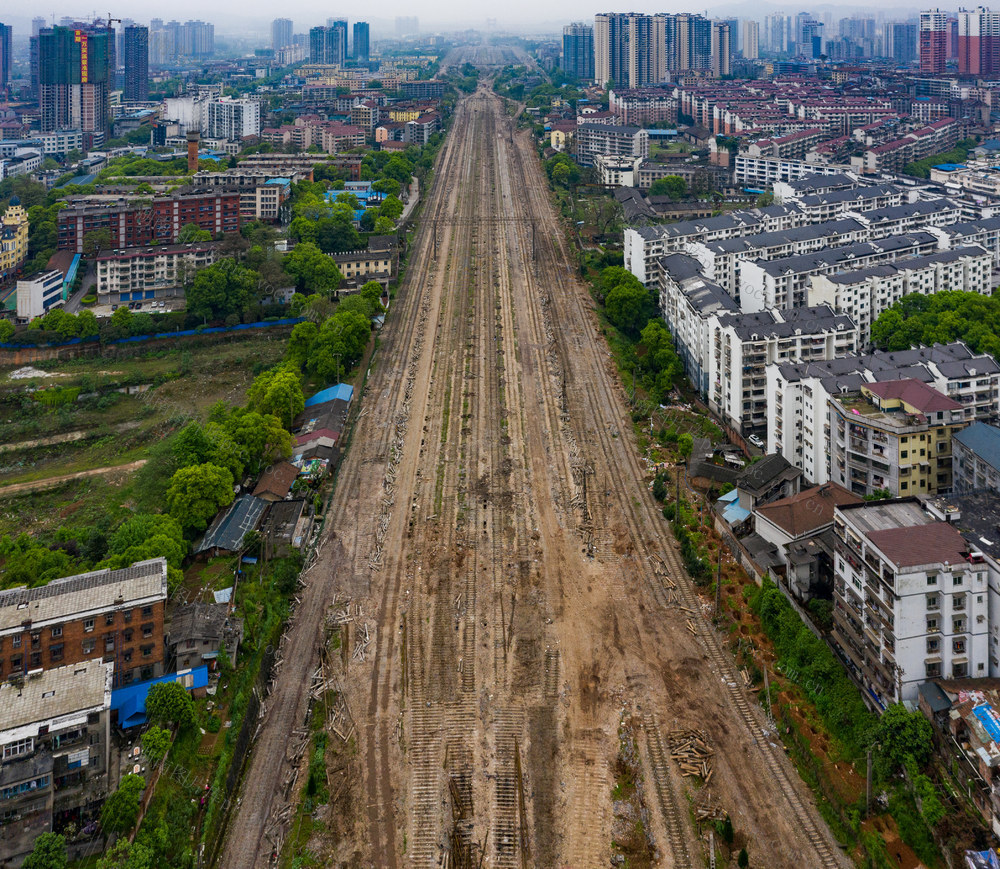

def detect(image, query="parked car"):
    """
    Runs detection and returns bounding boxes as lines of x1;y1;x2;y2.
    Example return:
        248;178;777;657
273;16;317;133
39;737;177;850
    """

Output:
748;434;764;449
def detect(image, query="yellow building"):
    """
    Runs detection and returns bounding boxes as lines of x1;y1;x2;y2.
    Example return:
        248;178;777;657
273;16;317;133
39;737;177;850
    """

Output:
0;198;29;286
388;107;421;122
829;379;967;498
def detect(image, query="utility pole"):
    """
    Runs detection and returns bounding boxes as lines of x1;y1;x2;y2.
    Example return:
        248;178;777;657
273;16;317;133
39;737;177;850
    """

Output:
715;557;722;617
866;750;873;818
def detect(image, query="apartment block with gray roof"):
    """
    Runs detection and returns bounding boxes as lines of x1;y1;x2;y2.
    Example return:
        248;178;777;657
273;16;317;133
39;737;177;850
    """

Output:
953;423;1000;494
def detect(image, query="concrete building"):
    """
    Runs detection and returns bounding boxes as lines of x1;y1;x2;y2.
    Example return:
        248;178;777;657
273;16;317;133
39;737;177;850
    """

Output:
752;482;863;601
0;197;28;287
38;25;111;147
920;9;949;73
574;123;649;166
123;25;148;102
708;306;857;439
96;243;218;304
0;661;114;864
829;378;967;497
563;22;594;81
832;498;989;706
768;343;1000;485
15;270;64;321
271;18;293;52
205;97;261;141
0;558;168;687
808;246;992;344
953;422;1000;493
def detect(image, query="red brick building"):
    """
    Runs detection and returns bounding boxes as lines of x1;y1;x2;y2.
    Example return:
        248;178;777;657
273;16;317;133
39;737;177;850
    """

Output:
0;558;168;687
56;192;241;253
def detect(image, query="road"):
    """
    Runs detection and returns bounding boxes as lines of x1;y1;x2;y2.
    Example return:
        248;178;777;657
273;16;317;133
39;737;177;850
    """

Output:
0;460;146;497
219;80;850;869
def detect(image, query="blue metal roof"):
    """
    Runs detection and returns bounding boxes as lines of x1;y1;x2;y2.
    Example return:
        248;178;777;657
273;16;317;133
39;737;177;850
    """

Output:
305;383;353;407
954;422;1000;470
723;502;751;524
110;666;209;729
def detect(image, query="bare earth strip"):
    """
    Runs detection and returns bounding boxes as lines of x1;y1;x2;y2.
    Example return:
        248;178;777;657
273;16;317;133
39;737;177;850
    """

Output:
0;460;147;497
219;74;852;869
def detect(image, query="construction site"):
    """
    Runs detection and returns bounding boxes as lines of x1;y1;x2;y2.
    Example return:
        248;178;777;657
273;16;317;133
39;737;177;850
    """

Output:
217;55;854;869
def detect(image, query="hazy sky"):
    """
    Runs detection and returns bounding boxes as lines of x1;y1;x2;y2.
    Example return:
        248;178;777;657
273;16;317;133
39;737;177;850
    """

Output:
4;0;925;40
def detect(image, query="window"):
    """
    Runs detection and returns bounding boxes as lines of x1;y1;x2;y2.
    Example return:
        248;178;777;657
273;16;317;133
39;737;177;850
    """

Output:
124;629;133;642
901;450;908;459
84;618;95;633
927;595;939;610
141;605;153;618
140;666;153;680
104;637;114;653
2;737;33;760
954;662;969;678
123;650;132;663
82;640;95;655
927;637;940;653
142;624;153;639
954;595;966;610
11;635;21;649
141;645;153;658
927;617;939;632
50;625;62;639
50;644;63;662
927;574;938;586
29;653;40;668
927;661;942;678
954;638;966;654
954;618;966;633
30;633;39;651
954;575;963;586
123;609;133;623
105;613;115;626
10;655;21;671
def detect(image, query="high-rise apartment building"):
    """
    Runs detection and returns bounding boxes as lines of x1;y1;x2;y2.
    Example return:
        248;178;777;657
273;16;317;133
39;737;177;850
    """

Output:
0;23;11;97
123;25;148;101
920;9;948;73
742;20;759;59
765;12;788;53
711;20;732;76
38;25;111;146
327;19;348;64
396;16;419;37
676;13;712;71
353;22;370;62
892;23;918;64
957;6;1000;75
310;24;346;65
562;22;594;81
594;13;629;86
272;18;293;51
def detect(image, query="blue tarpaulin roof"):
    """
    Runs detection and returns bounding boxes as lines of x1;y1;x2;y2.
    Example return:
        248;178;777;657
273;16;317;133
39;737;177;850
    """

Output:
110;666;209;728
305;383;353;407
718;489;739;503
974;703;1000;744
723;502;751;524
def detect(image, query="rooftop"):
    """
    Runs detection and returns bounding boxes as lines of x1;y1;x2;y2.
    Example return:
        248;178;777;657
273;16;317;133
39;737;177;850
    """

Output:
0;558;168;632
754;482;863;538
0;661;113;735
922;489;1000;562
953;423;1000;470
737;453;801;495
864;378;962;413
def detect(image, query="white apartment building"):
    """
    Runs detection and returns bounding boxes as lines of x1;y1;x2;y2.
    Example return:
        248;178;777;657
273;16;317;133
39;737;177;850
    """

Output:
574;123;649;166
735;154;854;189
808;246;992;344
739;232;940;312
833;498;990;707
658;253;739;395
96;243;218;304
16;271;64;322
792;183;903;223
707;305;857;439
595;154;643;187
766;342;1000;485
931;216;1000;267
686;217;867;298
205;97;262;141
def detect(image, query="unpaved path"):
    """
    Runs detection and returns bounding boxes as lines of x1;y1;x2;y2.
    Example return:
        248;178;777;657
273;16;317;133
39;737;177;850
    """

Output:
0;460;147;497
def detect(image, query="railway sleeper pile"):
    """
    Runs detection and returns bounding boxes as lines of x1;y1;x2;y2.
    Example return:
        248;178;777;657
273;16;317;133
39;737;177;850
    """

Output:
666;728;714;783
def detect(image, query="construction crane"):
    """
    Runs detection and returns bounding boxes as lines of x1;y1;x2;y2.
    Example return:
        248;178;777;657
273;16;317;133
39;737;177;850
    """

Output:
105;12;121;33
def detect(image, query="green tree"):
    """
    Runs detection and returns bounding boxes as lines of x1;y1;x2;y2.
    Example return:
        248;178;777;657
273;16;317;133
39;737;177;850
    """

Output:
551;161;570;187
307;310;371;382
22;833;67;869
283;242;344;297
737;847;749;868
185;259;260;323
678;433;694;459
872;703;934;782
372;177;401;197
177;222;213;243
141;725;171;764
378;194;404;221
597;266;642;303
224;409;294;472
756;191;775;207
102;513;187;572
145;682;196;730
166;463;235;531
82;227;113;258
97;839;154;869
109;304;133;338
0;319;13;342
605;281;653;336
374;216;396;235
648;175;687;200
286;320;319;367
246;366;305;428
173;421;215;467
76;309;99;337
101;774;146;836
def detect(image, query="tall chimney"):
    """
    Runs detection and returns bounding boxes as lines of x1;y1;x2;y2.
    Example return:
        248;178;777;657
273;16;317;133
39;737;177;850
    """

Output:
186;130;200;173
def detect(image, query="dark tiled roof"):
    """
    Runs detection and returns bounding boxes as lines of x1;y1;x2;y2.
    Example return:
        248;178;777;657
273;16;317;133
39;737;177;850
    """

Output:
867;521;969;568
954;423;1000;470
195;495;267;554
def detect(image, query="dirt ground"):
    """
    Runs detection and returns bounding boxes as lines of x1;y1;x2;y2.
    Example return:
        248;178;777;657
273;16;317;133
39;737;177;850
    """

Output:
219;76;854;869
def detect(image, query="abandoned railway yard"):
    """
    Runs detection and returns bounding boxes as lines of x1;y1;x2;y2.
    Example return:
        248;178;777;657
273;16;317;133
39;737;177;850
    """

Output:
218;68;851;869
